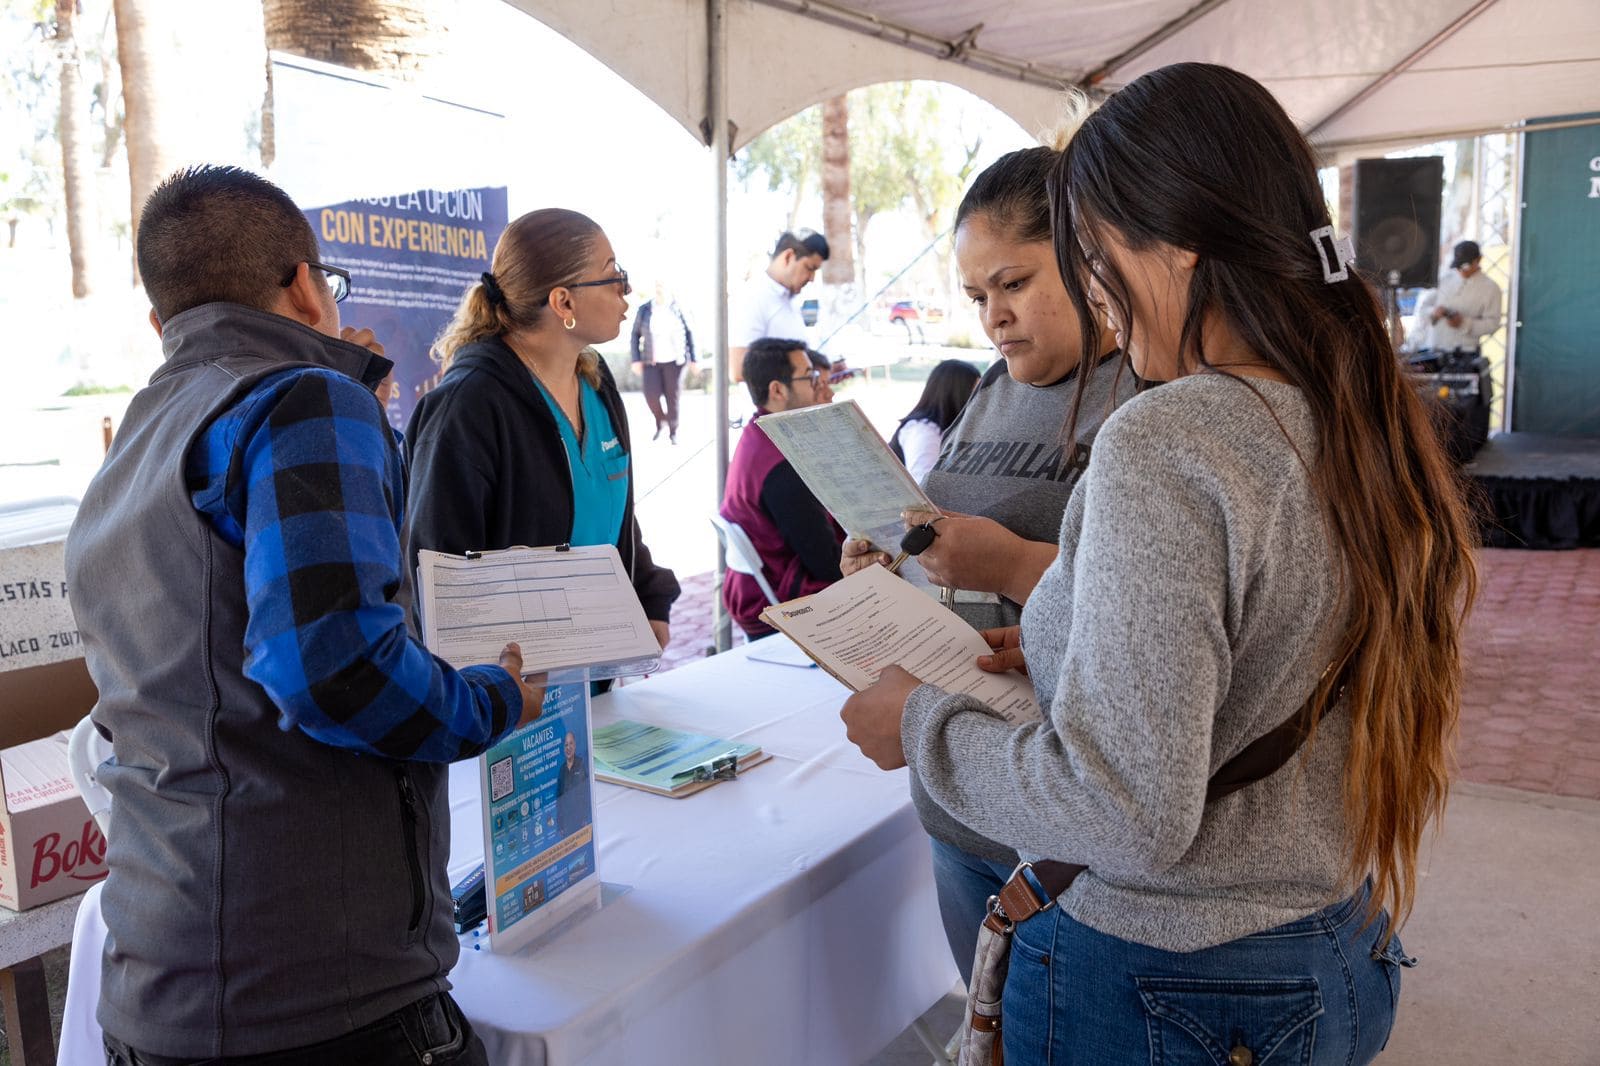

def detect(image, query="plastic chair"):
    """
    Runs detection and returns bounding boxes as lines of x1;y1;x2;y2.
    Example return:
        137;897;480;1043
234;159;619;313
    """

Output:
67;716;113;839
710;515;780;606
58;880;107;1066
60;718;113;1065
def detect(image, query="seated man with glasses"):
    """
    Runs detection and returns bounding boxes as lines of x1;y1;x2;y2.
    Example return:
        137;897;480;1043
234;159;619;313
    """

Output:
67;164;539;1065
719;337;845;637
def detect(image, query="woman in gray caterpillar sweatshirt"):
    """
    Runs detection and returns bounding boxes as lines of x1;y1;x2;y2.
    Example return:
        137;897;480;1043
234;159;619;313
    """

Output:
841;146;1130;985
842;64;1476;1064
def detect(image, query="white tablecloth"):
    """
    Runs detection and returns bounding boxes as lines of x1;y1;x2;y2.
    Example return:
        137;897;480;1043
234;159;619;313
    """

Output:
60;640;958;1065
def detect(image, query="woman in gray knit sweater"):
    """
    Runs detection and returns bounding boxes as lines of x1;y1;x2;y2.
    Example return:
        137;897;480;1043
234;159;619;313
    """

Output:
842;64;1476;1064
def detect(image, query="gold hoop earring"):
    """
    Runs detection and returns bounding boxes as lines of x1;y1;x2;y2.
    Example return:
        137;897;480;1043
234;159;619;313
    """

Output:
563;317;577;330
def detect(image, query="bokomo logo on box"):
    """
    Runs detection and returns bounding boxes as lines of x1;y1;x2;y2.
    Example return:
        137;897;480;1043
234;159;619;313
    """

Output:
0;731;109;910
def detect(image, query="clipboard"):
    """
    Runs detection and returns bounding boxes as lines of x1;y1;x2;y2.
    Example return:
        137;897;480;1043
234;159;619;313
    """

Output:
752;400;939;555
416;543;661;678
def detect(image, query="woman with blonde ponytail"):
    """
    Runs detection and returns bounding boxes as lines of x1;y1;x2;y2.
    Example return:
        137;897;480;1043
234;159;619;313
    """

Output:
406;209;680;656
840;64;1475;1063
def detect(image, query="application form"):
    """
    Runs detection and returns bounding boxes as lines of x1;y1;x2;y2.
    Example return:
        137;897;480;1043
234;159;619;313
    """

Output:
418;545;660;679
761;566;1041;724
754;400;939;554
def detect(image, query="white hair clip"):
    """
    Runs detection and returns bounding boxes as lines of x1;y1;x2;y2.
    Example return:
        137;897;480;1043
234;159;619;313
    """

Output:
1310;225;1356;284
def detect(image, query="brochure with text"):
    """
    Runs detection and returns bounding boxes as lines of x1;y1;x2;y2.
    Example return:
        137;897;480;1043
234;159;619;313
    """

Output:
479;680;600;953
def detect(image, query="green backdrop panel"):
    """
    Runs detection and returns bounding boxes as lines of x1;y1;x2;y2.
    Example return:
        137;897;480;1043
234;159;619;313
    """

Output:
1513;115;1600;434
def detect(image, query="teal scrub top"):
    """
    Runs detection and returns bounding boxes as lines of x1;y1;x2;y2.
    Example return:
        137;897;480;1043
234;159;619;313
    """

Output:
531;375;629;549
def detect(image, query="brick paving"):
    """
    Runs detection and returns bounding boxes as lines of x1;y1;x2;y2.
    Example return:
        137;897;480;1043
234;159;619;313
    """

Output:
655;568;744;674
657;549;1600;800
1457;548;1600;799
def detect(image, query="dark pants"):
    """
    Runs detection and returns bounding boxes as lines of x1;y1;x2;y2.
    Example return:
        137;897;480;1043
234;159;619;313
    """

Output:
103;991;488;1066
641;361;683;435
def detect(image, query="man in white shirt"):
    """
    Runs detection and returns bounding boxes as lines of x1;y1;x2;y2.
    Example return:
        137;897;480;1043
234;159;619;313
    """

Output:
1411;240;1503;352
728;229;829;382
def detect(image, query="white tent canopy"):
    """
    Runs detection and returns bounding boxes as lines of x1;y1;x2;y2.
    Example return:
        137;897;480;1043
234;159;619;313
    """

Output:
503;0;1599;647
508;0;1600;158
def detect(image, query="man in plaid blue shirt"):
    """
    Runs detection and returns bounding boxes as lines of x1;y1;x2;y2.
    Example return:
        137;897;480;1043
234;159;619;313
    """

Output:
67;165;538;1065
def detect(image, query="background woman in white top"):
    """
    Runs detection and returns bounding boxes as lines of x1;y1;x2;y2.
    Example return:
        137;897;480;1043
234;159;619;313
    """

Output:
887;358;980;482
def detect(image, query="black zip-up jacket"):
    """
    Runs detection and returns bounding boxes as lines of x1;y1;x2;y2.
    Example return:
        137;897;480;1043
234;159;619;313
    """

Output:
404;336;680;622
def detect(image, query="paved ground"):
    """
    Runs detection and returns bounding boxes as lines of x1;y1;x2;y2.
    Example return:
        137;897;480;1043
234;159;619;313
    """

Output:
1456;548;1600;799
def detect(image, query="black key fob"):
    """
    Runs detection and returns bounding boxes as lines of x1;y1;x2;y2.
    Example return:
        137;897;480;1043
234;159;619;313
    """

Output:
900;522;937;557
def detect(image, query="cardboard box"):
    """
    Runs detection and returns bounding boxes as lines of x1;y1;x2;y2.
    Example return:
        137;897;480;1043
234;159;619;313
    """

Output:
0;727;106;909
0;521;106;910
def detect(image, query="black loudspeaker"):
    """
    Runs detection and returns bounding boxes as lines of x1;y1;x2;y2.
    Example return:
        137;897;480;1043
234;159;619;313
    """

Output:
1352;157;1444;288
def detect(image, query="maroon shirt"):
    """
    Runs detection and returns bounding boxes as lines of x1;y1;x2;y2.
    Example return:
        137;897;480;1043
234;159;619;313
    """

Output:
719;409;844;635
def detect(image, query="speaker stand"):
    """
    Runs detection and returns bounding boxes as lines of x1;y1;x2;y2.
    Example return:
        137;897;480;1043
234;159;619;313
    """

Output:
1384;269;1404;352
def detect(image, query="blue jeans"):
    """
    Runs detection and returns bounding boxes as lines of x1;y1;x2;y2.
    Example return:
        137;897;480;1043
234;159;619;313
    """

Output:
1002;884;1413;1064
930;836;1017;986
102;990;488;1066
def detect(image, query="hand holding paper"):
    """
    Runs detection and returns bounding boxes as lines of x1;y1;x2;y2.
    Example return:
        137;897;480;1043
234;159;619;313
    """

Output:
840;665;921;770
759;566;1041;725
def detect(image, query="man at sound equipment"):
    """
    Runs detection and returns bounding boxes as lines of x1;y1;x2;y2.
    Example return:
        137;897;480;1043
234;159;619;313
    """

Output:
1409;240;1503;354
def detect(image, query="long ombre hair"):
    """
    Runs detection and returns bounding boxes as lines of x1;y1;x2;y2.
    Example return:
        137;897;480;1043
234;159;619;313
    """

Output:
1053;63;1477;931
433;208;603;387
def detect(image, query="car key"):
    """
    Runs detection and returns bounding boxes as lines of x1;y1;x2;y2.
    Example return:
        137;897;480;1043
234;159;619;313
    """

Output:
887;521;940;574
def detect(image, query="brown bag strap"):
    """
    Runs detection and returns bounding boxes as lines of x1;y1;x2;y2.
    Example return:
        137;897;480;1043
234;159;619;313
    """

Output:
999;665;1347;924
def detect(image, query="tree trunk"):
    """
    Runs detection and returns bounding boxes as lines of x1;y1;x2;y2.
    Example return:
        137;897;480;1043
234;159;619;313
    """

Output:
854;210;872;296
113;0;171;286
57;0;94;297
263;0;446;75
260;52;275;168
96;7;122;169
261;1;447;169
820;94;854;286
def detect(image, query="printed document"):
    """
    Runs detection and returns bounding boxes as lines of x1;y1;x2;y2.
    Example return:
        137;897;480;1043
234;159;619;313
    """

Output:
591;720;769;797
754;399;938;553
479;679;600;953
417;545;660;679
760;566;1041;724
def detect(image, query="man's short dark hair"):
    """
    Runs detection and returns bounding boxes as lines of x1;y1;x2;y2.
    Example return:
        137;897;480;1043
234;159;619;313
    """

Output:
772;229;829;262
743;337;806;407
137;165;320;323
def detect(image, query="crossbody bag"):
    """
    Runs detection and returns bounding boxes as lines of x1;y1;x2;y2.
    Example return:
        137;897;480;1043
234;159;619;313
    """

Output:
958;669;1344;1066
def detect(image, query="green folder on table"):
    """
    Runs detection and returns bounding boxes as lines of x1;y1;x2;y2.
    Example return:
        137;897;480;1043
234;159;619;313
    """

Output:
591;720;769;797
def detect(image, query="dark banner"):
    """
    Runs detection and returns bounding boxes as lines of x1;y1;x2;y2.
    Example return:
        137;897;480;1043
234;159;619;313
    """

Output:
306;186;509;428
1512;115;1600;434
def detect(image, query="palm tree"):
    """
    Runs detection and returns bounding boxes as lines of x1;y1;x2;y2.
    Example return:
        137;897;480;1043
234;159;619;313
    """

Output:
112;0;170;285
260;0;447;167
56;0;94;296
820;94;855;286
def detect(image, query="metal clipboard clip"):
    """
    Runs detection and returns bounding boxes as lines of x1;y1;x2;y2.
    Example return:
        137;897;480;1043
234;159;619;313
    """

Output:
669;751;740;785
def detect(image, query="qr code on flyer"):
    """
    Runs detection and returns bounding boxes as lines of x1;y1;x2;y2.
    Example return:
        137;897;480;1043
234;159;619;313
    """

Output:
489;756;515;802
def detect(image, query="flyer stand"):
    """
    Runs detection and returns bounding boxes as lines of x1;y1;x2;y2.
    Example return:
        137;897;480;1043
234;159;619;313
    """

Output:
476;672;607;954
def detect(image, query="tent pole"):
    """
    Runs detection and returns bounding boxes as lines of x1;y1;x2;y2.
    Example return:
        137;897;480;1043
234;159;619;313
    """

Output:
710;0;733;654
